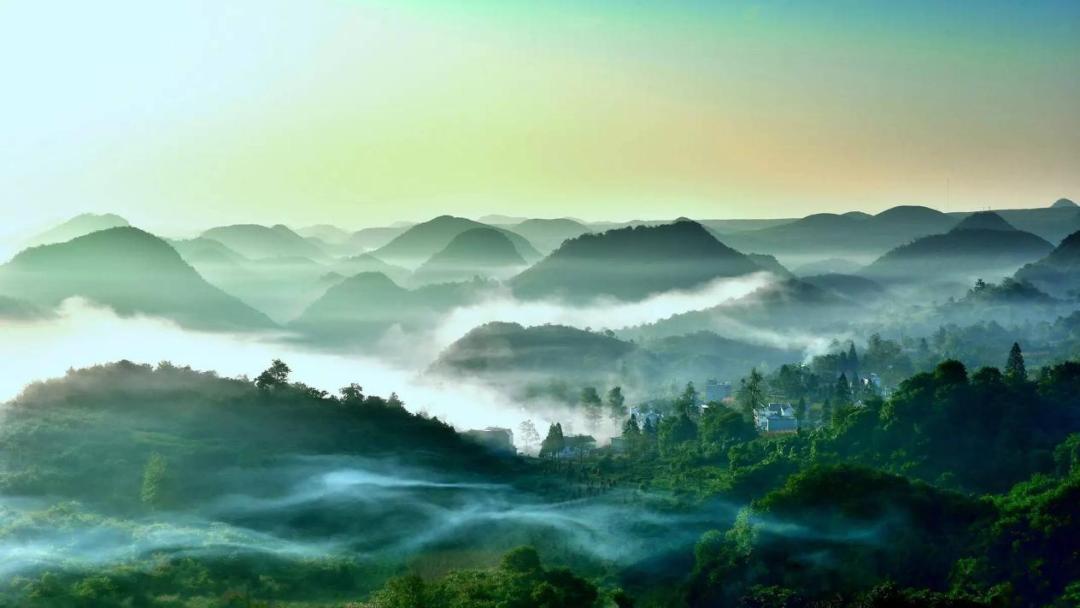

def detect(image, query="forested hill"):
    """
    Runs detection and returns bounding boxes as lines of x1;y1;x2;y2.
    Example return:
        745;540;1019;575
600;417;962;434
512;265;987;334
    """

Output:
0;360;506;511
510;220;767;302
0;227;274;330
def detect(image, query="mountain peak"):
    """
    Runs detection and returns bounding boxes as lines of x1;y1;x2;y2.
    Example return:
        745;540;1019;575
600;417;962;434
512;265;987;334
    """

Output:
951;211;1016;233
24;213;131;248
0;227;273;330
1052;198;1078;209
510;220;762;301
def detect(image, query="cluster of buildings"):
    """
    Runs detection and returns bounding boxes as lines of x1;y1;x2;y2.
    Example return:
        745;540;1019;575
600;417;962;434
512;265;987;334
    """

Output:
753;402;799;433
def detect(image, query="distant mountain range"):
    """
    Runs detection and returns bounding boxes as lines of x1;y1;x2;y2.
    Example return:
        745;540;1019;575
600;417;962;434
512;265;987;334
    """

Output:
510;220;773;302
372;216;541;267
720;205;958;263
0;227;273;330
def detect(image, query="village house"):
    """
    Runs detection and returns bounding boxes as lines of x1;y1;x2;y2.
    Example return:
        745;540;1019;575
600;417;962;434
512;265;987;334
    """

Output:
754;403;799;433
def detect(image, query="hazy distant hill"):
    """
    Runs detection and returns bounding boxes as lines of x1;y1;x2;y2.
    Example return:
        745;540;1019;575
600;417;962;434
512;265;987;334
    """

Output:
0;295;50;320
641;330;800;385
1052;198;1077;209
745;253;794;278
333;253;411;285
973;203;1080;244
792;257;864;276
721;205;957;262
292;272;492;343
800;273;888;302
346;225;411;252
504;218;591;253
201;224;326;260
1015;229;1080;298
624;277;867;340
23;213;130;248
373;216;540;267
510;220;767;302
430;321;639;381
296;224;352;244
862;225;1053;286
170;237;250;266
412;227;528;285
0;227;274;330
699;218;797;234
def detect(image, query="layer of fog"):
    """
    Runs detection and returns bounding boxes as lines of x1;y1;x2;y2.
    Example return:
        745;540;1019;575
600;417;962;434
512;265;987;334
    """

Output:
430;272;775;352
0;299;609;447
0;454;740;580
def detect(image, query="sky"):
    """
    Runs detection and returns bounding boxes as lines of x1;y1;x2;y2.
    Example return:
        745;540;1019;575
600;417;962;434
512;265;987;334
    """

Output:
1;0;1078;238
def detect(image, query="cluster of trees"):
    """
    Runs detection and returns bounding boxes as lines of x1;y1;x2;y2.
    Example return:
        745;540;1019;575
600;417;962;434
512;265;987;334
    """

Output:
362;547;603;608
580;385;627;429
562;341;1080;605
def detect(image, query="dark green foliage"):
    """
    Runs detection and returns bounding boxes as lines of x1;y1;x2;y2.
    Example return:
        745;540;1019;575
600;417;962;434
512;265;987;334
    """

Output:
363;547;598;608
540;423;565;458
1005;342;1027;384
687;466;992;606
431;322;637;381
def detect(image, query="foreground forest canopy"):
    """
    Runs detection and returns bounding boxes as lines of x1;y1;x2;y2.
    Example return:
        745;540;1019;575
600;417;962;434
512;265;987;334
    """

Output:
0;346;1078;607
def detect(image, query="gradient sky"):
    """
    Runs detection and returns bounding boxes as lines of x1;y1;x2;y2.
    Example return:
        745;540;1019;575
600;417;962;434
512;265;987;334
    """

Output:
1;0;1078;238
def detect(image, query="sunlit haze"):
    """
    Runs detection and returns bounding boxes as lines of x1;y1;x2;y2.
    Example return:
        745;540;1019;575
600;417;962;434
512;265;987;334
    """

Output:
2;0;1078;241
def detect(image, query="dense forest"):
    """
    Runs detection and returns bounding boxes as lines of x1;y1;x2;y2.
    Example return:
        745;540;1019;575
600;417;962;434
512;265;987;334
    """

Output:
1;343;1078;607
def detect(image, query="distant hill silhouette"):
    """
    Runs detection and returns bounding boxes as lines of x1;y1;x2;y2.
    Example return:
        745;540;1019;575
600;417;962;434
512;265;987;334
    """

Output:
372;216;540;267
170;237;250;266
505;218;591;253
1014;229;1080;298
1052;198;1077;209
0;227;273;330
984;206;1080;243
296;224;351;244
201;224;326;260
412;228;527;285
800;273;888;302
951;211;1016;232
346;225;411;252
292;272;491;343
23;213;129;248
333;253;411;285
721;205;956;260
510;220;766;302
862;227;1053;285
